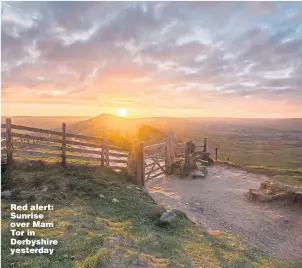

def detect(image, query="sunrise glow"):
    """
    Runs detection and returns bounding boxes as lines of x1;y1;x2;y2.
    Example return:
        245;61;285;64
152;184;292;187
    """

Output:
116;108;128;117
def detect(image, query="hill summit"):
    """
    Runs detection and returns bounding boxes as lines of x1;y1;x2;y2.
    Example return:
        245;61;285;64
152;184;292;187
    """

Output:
68;114;166;147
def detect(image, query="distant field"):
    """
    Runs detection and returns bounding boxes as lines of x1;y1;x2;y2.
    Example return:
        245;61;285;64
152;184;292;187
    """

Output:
186;120;302;171
207;129;302;170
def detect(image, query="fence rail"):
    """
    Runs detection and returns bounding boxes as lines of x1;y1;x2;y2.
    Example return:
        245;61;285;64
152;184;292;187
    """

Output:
2;118;129;169
11;124;62;136
65;132;103;142
11;133;62;144
144;142;166;150
13;141;62;151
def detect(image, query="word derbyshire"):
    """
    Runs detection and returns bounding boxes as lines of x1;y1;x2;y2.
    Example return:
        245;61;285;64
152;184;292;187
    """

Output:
11;238;58;246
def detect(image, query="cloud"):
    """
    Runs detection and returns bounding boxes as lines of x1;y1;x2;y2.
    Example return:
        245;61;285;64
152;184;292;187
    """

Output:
1;1;302;116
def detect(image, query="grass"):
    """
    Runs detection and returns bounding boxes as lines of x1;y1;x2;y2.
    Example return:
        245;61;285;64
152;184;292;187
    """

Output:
2;164;302;268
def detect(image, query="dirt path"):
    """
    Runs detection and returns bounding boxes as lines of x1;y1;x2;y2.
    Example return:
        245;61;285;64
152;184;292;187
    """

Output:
147;165;302;262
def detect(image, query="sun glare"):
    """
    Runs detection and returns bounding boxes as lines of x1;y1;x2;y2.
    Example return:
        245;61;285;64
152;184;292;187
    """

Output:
117;107;128;117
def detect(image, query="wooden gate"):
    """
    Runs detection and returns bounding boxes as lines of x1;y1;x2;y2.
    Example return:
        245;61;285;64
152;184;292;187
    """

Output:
144;141;166;182
140;131;175;184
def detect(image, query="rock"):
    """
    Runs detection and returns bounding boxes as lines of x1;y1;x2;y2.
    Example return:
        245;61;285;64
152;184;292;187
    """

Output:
159;210;177;223
2;190;12;199
99;194;105;198
126;185;132;189
143;188;148;193
292;192;302;204
249;188;288;202
266;189;273;195
41;186;48;192
191;167;208;179
112;198;120;203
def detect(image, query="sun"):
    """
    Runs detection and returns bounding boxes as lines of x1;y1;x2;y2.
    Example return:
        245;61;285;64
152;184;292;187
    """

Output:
116;107;128;117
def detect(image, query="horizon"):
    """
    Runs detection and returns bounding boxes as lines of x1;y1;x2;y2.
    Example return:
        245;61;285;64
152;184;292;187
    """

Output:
2;2;302;118
1;113;302;120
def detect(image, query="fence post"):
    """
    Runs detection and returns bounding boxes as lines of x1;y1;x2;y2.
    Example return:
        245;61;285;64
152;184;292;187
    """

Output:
165;138;169;174
215;148;218;161
101;139;105;167
105;138;109;167
136;142;145;186
126;139;138;184
204;137;207;154
61;123;66;166
6;118;12;167
170;131;175;163
140;142;145;187
204;137;207;160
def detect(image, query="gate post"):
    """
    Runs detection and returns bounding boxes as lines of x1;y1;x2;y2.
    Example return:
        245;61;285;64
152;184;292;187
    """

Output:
136;142;145;187
127;139;138;184
165;131;175;174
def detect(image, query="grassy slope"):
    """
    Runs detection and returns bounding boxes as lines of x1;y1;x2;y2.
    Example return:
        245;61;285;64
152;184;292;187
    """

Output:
2;164;301;268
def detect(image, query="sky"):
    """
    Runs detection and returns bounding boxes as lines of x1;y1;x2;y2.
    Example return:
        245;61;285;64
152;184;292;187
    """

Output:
1;1;302;118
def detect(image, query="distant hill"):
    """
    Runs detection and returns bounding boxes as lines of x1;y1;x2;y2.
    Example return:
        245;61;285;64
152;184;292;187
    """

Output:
67;114;167;147
68;114;136;136
137;125;166;144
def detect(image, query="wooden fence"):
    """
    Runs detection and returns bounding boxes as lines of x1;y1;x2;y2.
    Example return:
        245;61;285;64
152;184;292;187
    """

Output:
1;118;212;186
1;118;129;170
